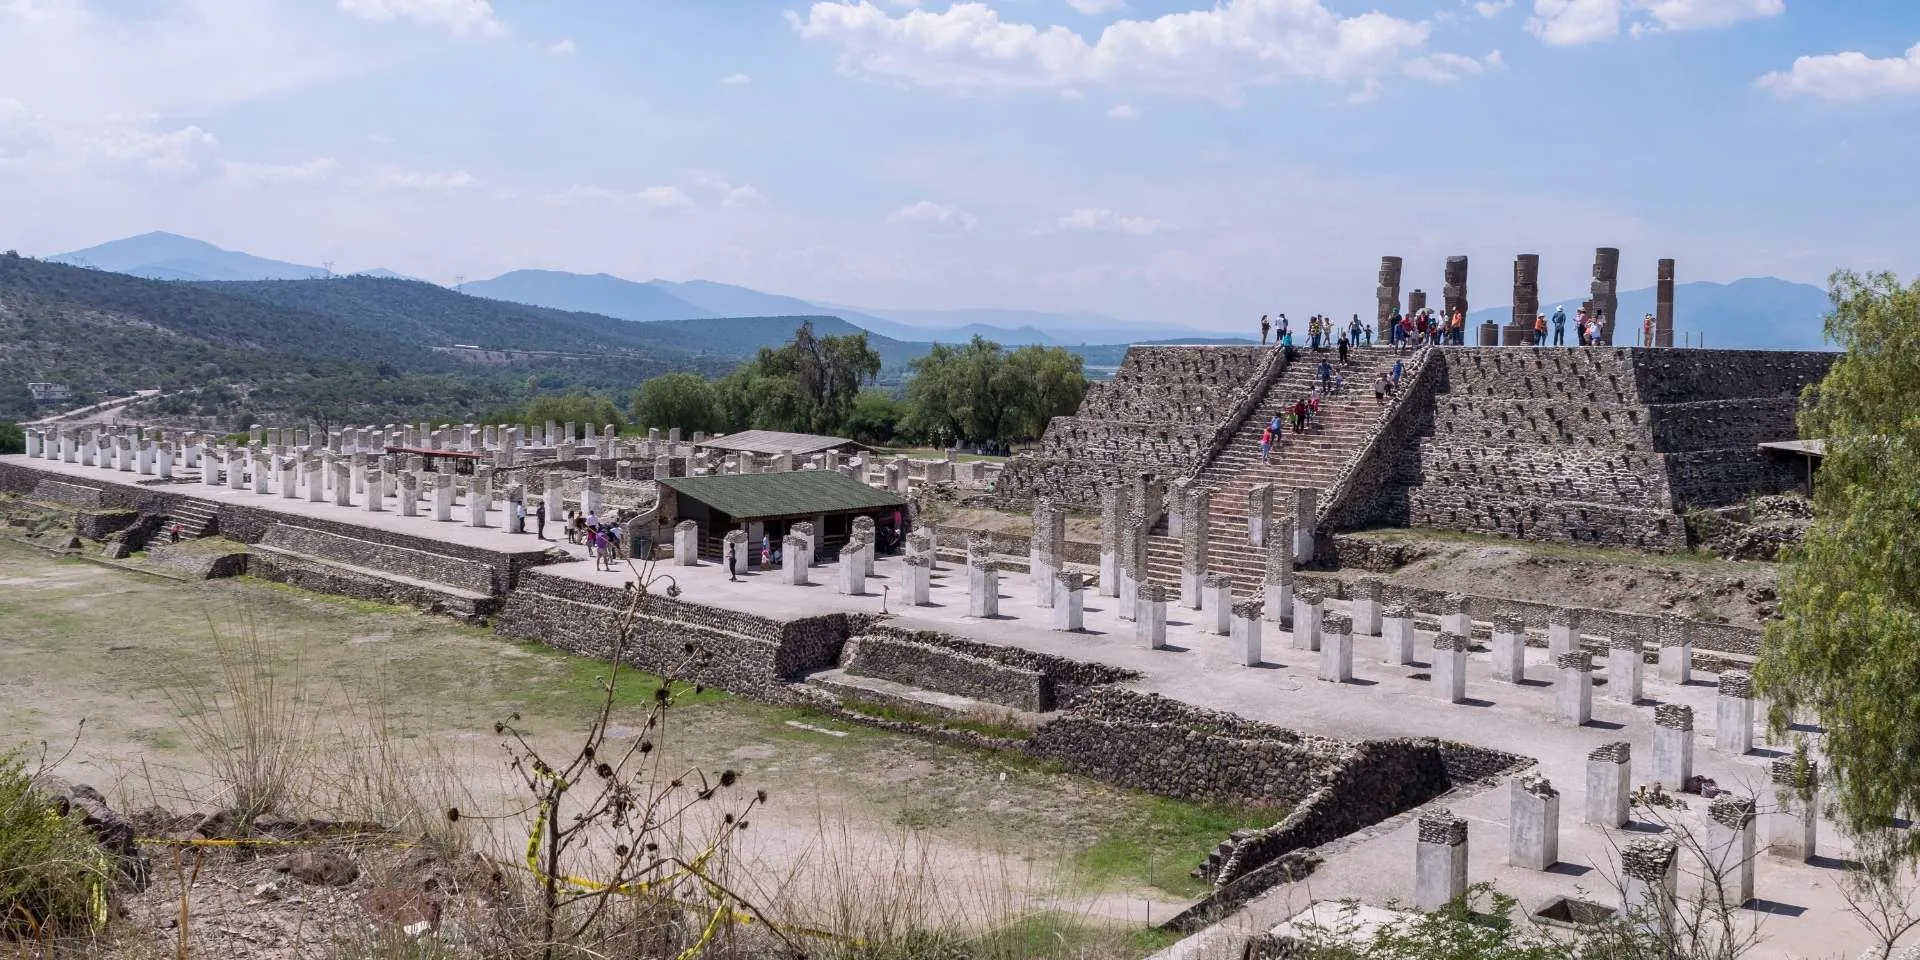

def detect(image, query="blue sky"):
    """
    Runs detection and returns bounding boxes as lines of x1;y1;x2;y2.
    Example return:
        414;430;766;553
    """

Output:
1;0;1916;330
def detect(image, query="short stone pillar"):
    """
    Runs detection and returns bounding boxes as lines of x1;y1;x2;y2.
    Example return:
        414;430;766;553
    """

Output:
1557;652;1593;725
364;470;385;511
1413;810;1469;912
795;522;819;567
1319;612;1353;683
229;451;248;490
653;456;672;481
1201;573;1233;636
1705;794;1757;907
335;461;355;507
1440;593;1472;638
278;456;298;498
1767;757;1819;862
1098;487;1126;597
1547;607;1581;658
583;475;603;518
1178;489;1210;610
24;430;40;457
466;475;488;527
1432;632;1468;703
1490;613;1526;683
1381;602;1416;664
544;472;565;523
673;520;699;565
965;558;997;616
1230;599;1263;666
507;485;527;533
1658;614;1693;685
1165;478;1189;538
1620;838;1679;938
723;530;750;578
1120;582;1160;650
1653;704;1694;790
1051;572;1084;632
1716;673;1754;756
1246;483;1272;547
1262;529;1294;626
852;516;877;576
901;554;931;604
1291;487;1318;564
1607;633;1644;704
1291;586;1323;651
782;536;810;585
1350;576;1384;636
1030;497;1064;597
156;443;174;479
1509;773;1560;870
350;451;367;494
399;473;419;517
136;440;155;476
1117;515;1146;621
1586;741;1632;827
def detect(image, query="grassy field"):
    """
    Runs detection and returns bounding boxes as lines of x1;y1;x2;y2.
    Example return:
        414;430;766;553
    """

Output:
0;537;1247;950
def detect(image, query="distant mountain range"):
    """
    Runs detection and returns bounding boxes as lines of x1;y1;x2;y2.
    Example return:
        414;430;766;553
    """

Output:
46;232;1835;351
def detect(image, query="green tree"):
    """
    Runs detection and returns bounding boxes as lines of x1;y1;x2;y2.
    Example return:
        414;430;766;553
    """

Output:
631;373;719;434
522;393;626;433
902;337;1087;446
843;389;905;444
1754;269;1920;859
0;421;22;455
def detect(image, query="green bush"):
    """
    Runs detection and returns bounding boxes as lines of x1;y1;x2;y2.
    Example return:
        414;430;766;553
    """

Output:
0;753;112;938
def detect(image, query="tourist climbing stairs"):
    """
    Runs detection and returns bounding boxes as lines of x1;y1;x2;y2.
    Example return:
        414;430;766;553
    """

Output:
1145;345;1424;596
160;500;218;541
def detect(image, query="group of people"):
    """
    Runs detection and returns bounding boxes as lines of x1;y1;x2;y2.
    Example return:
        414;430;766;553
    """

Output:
1387;308;1466;349
1258;313;1375;355
562;509;624;571
1256;356;1407;463
1523;305;1615;347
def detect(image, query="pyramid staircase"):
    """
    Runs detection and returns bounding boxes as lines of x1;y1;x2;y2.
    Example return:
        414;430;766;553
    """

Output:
1145;345;1423;596
159;500;218;541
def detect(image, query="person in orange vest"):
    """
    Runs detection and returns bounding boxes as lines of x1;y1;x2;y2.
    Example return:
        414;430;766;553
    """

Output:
1533;313;1547;347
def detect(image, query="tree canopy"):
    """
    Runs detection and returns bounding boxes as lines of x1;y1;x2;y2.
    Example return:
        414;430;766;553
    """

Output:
630;373;721;436
902;337;1088;446
1754;269;1920;857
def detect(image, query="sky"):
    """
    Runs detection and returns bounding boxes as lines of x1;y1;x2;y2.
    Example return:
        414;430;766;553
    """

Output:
1;0;1917;330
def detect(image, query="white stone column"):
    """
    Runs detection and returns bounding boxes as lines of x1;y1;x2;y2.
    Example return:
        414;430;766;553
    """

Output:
1767;757;1819;862
1413;810;1469;912
1178;488;1210;610
1231;599;1263;667
1716;673;1754;756
583;475;603;518
1350;576;1384;636
506;485;526;534
433;472;453;521
900;554;930;602
1608;633;1645;704
136;440;154;476
365;470;385;511
1098;487;1126;598
1030;497;1063;597
1050;572;1084;632
400;473;419;517
673;520;699;565
306;457;325;503
1319;612;1354;683
1491;613;1526;683
1201;573;1232;636
1381;602;1416;664
965;558;997;617
1705;795;1757;907
1262;527;1293;626
1440;593;1472;637
1432;632;1468;703
278;456;297;498
24;429;41;458
1653;704;1694;789
1658;615;1693;685
1291;487;1318;564
252;454;271;494
227;450;247;490
1117;517;1144;621
1620;839;1679;938
156;443;174;479
1509;774;1560;870
1290;586;1324;651
1557;652;1593;725
796;522;819;567
1547;607;1581;658
1586;741;1632;827
723;530;750;578
467;474;489;527
333;461;354;507
1137;582;1169;650
836;541;867;594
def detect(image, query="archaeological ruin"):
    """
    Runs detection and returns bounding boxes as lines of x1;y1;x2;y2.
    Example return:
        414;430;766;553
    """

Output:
1;253;1875;957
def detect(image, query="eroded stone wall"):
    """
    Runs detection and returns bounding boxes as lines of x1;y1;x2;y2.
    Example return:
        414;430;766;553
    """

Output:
845;635;1052;712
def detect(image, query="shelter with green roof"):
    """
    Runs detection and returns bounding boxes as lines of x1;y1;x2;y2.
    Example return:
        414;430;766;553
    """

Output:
657;471;909;564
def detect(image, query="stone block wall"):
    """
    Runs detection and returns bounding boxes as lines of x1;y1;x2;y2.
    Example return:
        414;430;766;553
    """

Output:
858;624;1135;702
845;635;1053;712
257;523;495;595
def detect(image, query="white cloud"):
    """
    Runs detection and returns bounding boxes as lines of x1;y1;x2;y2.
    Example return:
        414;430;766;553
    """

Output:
696;178;768;207
382;168;482;193
1054;206;1164;234
87;122;220;177
1403;50;1503;83
790;0;1436;98
1636;0;1782;32
223;157;341;187
720;72;753;84
1472;0;1513;17
547;38;575;55
888;200;978;232
1526;0;1619;45
636;185;693;209
1107;102;1139;119
1065;0;1125;13
1756;43;1920;100
336;0;504;36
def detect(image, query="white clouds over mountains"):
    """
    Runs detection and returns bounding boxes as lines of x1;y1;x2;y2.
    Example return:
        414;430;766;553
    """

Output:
336;0;504;36
790;0;1439;98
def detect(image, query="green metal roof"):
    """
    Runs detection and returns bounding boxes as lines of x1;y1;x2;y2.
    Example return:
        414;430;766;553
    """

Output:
661;470;907;521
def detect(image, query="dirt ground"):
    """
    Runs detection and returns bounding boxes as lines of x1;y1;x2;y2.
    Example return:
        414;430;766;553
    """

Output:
1339;528;1782;628
0;540;1203;956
